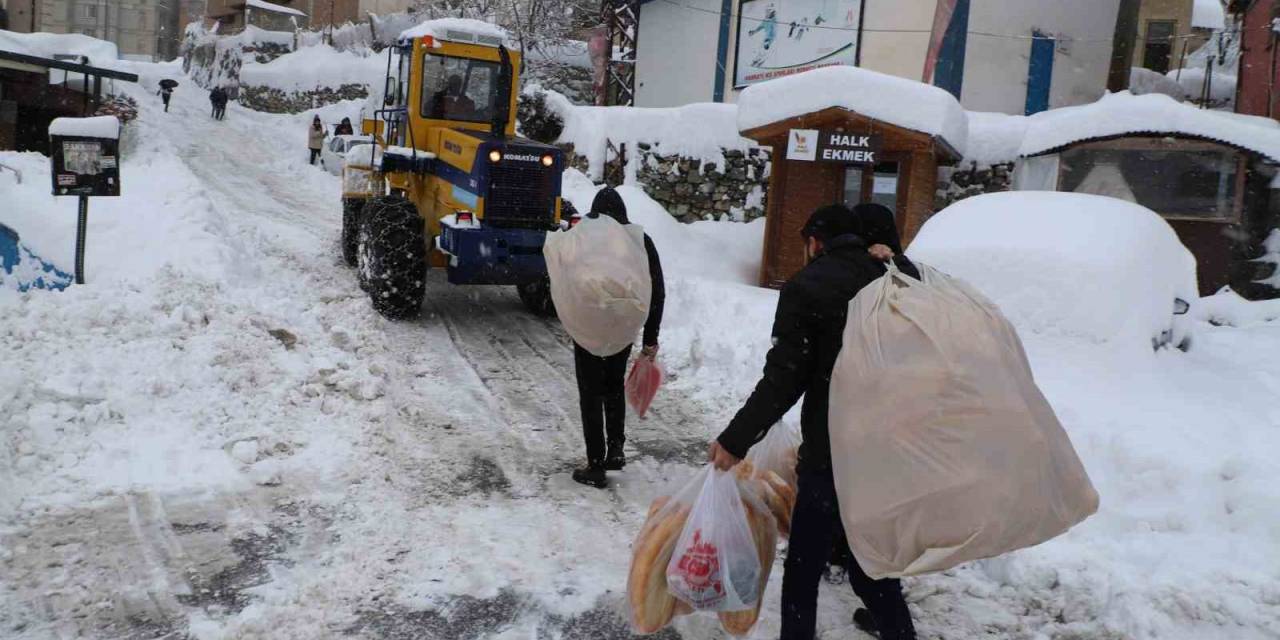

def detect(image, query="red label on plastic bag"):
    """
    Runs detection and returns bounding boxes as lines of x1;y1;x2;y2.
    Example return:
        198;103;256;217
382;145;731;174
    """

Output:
674;529;724;605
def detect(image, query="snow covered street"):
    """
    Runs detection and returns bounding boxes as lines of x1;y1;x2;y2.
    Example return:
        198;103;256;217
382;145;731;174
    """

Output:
3;67;1280;640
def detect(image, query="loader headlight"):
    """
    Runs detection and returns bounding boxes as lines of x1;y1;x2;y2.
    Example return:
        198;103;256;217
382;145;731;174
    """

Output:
540;154;554;167
488;149;502;163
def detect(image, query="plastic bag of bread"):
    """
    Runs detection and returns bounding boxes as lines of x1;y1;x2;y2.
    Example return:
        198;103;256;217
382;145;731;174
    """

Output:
628;481;696;634
628;467;779;636
665;467;766;612
716;475;778;636
741;424;800;538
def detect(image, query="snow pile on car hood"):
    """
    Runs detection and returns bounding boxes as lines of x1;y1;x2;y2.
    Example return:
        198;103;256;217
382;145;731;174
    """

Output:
736;65;969;158
908;191;1198;351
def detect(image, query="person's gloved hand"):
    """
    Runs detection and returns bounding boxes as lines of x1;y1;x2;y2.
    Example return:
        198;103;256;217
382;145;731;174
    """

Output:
640;343;659;359
708;440;741;471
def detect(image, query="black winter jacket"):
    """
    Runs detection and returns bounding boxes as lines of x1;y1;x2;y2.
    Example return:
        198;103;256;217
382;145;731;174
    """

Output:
716;234;919;471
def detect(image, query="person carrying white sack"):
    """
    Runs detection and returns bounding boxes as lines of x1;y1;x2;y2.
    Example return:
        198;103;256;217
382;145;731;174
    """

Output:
554;187;665;489
709;203;916;640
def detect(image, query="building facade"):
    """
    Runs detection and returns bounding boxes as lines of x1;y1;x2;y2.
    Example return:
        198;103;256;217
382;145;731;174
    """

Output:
634;0;1124;115
1130;0;1220;74
205;0;308;32
8;0;181;59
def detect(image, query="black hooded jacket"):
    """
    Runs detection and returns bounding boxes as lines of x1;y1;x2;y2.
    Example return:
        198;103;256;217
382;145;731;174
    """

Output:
717;204;918;471
588;188;665;347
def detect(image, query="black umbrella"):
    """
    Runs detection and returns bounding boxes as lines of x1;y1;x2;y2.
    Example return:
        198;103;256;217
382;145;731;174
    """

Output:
159;79;179;89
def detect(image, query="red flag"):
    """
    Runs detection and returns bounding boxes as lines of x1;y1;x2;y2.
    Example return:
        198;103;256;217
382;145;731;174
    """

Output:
922;0;958;83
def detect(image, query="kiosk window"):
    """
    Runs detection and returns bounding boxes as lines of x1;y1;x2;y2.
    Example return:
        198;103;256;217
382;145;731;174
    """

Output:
843;162;900;211
420;53;499;123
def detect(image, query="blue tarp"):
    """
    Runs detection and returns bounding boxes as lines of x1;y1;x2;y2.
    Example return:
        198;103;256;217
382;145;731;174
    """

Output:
0;223;73;291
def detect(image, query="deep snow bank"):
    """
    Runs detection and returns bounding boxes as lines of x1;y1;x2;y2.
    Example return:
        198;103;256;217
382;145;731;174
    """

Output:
240;45;385;92
0;144;241;285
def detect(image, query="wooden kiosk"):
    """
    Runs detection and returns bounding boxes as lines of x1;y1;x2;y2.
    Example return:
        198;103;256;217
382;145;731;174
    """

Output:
742;108;963;288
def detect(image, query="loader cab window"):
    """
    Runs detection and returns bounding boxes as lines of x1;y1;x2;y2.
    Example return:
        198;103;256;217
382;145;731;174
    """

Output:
421;52;499;123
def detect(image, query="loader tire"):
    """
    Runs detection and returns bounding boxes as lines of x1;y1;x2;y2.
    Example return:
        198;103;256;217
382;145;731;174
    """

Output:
357;195;426;320
517;276;556;318
341;197;365;267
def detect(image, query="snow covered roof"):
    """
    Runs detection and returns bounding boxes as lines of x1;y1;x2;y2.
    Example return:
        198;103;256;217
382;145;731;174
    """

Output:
1193;0;1226;30
49;115;120;139
737;65;969;158
399;18;508;47
0;29;119;66
1019;92;1280;163
244;0;306;17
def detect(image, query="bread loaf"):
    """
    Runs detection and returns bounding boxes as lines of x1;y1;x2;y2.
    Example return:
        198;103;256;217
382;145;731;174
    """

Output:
629;499;691;634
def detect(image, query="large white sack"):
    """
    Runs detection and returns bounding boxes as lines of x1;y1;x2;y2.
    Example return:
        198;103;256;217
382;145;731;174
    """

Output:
829;263;1099;579
544;215;651;357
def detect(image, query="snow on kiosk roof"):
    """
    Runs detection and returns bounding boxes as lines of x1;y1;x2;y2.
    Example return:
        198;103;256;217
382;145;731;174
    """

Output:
49;116;120;139
1019;92;1280;163
736;66;969;160
399;19;508;47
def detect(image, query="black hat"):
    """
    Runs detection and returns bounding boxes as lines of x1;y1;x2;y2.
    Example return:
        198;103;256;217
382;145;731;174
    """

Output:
850;203;903;254
800;204;860;243
589;187;629;224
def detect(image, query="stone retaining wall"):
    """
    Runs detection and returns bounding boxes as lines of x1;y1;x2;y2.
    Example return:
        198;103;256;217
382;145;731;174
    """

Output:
634;145;771;222
935;161;1015;212
523;62;593;106
238;84;370;114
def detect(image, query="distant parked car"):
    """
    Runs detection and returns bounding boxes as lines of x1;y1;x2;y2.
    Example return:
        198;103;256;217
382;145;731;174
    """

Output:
320;134;374;176
907;191;1198;351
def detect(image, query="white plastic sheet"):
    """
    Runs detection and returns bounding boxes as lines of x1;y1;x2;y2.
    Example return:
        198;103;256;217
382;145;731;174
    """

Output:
544;215;651;356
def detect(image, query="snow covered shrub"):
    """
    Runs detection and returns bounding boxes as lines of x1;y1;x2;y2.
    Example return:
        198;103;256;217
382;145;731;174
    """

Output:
94;95;139;125
517;86;564;144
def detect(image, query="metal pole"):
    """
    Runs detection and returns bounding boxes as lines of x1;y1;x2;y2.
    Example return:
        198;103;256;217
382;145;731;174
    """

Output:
854;0;867;67
75;195;88;284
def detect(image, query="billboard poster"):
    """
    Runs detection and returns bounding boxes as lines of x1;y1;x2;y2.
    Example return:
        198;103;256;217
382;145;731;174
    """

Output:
734;0;862;88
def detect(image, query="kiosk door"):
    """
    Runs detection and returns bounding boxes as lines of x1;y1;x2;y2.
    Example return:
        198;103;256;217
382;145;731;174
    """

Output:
843;161;901;211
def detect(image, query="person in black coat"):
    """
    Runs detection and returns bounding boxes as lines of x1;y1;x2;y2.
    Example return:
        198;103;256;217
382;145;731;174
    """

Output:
709;202;919;640
334;117;355;136
571;187;665;488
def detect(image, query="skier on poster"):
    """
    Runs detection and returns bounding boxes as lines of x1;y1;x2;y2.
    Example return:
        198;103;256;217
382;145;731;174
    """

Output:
748;4;778;66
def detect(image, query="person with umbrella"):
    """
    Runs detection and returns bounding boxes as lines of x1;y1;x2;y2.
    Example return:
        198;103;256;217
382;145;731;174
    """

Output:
158;79;179;113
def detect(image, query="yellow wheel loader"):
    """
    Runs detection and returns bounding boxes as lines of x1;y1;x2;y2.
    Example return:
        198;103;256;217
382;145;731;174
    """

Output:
343;21;563;319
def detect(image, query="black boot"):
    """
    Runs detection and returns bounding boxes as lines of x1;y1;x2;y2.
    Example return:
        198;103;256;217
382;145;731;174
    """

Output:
572;464;608;488
856;606;916;640
604;441;626;471
853;608;879;637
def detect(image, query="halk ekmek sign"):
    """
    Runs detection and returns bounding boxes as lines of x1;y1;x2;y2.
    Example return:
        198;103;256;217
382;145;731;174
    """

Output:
786;129;882;164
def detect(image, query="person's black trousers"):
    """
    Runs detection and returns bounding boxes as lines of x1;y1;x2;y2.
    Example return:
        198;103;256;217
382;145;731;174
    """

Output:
780;468;916;640
162;94;170;112
309;148;320;164
572;342;631;465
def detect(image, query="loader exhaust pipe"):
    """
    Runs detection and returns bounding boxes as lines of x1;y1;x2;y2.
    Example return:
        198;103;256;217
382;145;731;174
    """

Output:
493;45;513;138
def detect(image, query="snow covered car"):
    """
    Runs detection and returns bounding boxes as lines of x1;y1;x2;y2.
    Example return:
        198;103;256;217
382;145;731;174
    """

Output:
907;191;1198;351
320;135;373;175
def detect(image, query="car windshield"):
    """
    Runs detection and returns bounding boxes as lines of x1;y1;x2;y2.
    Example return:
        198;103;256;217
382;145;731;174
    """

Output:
420;52;499;123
